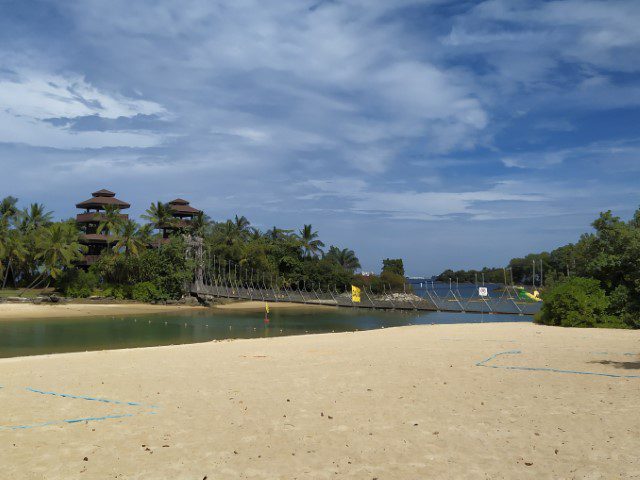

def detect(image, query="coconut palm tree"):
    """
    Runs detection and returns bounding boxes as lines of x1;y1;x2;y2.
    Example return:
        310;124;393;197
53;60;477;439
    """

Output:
34;223;86;284
0;196;19;219
2;229;27;288
297;224;325;258
234;215;251;239
136;223;155;245
142;201;176;235
98;205;124;236
248;227;263;242
113;220;145;257
0;216;8;280
326;246;361;272
21;203;53;231
220;220;239;246
188;212;211;237
265;226;294;241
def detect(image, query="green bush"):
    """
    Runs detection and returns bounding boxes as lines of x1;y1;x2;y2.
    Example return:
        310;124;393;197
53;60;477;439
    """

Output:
101;284;130;300
131;282;166;303
58;269;99;298
536;277;610;327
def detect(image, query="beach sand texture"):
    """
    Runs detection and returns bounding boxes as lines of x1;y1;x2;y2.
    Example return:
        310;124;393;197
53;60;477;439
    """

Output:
0;302;207;320
1;322;639;479
0;301;327;320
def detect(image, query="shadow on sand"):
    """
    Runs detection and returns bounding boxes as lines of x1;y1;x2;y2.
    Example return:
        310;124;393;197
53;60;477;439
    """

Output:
588;359;640;370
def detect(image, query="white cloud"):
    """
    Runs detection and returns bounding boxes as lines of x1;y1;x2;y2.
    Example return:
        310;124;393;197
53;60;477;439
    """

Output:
54;0;490;168
0;70;165;120
0;70;166;148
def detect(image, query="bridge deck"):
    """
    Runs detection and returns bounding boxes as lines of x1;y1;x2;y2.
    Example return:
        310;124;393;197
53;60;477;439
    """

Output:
190;283;542;316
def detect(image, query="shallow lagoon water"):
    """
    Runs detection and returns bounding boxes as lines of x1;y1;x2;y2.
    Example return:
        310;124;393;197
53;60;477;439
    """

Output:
0;308;530;358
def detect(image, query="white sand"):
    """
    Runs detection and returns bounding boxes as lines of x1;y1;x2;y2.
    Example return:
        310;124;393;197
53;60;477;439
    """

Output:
1;322;639;479
0;302;206;320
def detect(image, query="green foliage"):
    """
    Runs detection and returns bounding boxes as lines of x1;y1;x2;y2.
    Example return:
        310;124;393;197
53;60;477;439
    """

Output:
536;277;612;327
325;246;361;272
439;206;640;328
382;258;404;276
131;281;166;302
92;237;193;300
380;271;407;291
101;284;130;300
58;269;100;298
1;195;365;302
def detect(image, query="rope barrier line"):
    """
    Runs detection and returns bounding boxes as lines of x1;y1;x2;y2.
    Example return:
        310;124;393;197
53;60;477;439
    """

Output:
0;387;158;431
25;387;152;406
476;350;640;379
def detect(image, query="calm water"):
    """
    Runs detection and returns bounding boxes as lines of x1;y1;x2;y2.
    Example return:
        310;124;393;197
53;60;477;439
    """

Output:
0;308;530;358
409;281;504;299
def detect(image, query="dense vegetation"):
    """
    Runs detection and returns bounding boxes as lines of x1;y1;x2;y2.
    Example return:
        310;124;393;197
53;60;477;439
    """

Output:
437;207;640;328
1;196;412;302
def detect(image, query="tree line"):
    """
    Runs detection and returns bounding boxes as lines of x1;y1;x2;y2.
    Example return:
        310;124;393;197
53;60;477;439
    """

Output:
0;195;410;301
438;207;640;328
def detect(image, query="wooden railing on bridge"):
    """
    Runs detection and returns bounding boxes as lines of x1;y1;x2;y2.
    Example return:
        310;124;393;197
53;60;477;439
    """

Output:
190;280;542;316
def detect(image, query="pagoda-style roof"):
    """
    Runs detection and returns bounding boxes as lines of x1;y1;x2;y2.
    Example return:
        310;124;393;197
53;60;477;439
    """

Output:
168;198;201;216
76;189;130;210
92;189;116;197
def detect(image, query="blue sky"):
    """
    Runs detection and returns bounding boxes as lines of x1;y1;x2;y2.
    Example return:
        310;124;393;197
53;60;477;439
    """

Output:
1;0;639;275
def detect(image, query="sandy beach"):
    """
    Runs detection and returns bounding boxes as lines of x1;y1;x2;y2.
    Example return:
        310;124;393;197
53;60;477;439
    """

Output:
0;302;207;320
1;322;639;479
0;300;330;320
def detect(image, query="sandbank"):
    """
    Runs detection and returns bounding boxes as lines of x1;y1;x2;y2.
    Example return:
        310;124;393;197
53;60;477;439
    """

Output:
214;300;335;311
1;322;639;478
0;302;206;320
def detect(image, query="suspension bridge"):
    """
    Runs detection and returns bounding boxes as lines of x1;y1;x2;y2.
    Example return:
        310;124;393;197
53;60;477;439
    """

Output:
188;251;542;316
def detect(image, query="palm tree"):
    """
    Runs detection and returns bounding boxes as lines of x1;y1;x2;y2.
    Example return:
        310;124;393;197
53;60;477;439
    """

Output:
0;216;8;280
142;201;176;235
2;229;27;288
188;212;211;237
98;205;124;237
21;203;53;231
265;226;293;241
220;220;239;246
326;246;361;272
297;224;325;258
0;196;19;219
234;215;251;239
113;220;145;257
248;227;263;242
34;223;86;284
136;223;155;245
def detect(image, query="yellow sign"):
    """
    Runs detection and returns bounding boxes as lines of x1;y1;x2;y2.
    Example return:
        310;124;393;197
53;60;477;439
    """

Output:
351;285;361;303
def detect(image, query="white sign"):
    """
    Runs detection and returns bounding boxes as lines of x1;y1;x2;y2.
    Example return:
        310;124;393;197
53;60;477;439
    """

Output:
478;287;488;297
